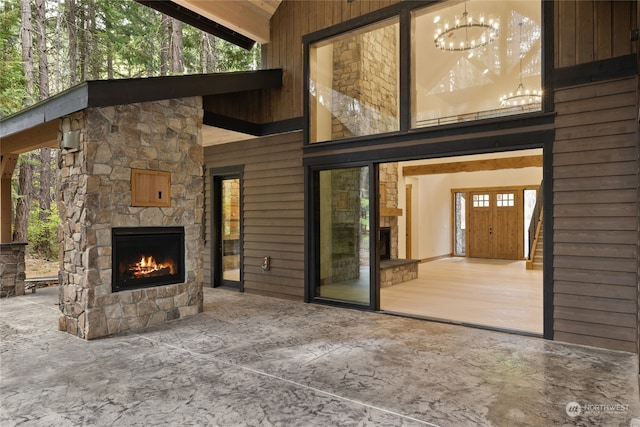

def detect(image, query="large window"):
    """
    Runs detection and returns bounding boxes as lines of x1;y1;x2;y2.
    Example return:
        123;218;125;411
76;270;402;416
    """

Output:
309;18;400;143
412;1;542;127
306;1;542;143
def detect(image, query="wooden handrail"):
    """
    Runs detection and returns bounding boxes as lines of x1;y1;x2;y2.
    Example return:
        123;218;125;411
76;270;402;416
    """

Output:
526;211;543;270
527;181;543;259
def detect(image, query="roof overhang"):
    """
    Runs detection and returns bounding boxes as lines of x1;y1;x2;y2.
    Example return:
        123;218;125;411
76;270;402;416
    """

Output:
1;70;282;156
136;0;281;48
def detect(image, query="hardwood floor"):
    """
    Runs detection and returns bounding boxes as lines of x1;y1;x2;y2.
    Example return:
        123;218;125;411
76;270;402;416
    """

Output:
380;257;543;334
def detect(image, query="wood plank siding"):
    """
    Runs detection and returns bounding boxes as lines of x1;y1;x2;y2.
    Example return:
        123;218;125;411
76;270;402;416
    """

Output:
553;76;639;353
554;1;638;67
204;131;305;300
202;0;640;354
204;0;399;124
205;0;638;125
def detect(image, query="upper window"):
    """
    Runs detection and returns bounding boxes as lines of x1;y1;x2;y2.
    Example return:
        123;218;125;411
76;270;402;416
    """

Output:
412;1;541;128
309;18;400;143
306;1;542;143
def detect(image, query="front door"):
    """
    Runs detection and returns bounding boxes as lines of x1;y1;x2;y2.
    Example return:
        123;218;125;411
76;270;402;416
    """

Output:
469;189;522;259
212;173;242;289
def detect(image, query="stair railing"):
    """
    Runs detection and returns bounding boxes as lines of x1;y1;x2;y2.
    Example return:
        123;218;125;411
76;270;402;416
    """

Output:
528;181;543;260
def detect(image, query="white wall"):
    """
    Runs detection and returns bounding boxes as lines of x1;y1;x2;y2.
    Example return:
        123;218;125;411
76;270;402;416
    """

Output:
395;150;543;261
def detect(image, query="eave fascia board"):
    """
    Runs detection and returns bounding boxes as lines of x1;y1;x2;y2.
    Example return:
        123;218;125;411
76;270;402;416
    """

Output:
0;84;88;139
1;70;282;140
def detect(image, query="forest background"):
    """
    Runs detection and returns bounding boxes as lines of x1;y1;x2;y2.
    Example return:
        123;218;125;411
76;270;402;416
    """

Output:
0;0;259;277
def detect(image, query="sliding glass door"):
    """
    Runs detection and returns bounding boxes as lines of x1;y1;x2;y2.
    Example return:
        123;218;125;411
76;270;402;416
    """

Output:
313;166;374;307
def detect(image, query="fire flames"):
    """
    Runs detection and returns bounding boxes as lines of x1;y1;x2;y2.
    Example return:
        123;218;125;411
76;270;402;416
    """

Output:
129;255;175;278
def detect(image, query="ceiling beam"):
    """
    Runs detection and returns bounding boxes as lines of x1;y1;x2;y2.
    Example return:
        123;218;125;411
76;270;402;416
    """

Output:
402;155;543;176
1;120;59;156
1;155;18;179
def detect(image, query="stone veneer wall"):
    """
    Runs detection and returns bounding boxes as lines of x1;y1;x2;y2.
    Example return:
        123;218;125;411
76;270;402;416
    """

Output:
57;97;204;339
331;24;398;139
0;243;27;297
379;163;399;259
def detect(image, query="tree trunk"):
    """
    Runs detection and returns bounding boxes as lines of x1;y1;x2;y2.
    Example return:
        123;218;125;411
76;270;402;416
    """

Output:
170;18;183;74
35;0;48;100
20;0;34;105
38;148;53;220
34;0;52;221
12;156;33;243
160;14;169;76
53;0;64;93
68;0;77;85
107;39;113;79
200;32;216;73
17;0;35;242
87;0;98;79
78;0;90;80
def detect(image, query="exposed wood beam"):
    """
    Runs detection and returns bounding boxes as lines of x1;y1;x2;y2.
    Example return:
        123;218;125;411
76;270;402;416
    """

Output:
1;155;18;178
0;155;15;242
1;176;11;242
1;120;59;156
172;0;271;45
402;155;543;176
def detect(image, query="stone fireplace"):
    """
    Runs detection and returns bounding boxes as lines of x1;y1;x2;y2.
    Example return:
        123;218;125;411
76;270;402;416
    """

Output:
57;97;204;339
379;163;418;288
379;227;391;261
112;227;185;292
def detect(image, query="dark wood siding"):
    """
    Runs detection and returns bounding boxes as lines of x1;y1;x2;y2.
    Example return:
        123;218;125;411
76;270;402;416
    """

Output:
204;132;305;300
553;76;639;353
205;0;399;123
210;1;638;124
555;1;638;68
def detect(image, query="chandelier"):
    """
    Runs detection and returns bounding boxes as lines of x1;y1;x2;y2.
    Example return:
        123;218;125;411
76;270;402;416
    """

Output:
433;1;499;52
499;22;542;107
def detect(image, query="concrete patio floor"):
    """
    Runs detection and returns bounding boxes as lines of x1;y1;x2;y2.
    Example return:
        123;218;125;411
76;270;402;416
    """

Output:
1;286;639;426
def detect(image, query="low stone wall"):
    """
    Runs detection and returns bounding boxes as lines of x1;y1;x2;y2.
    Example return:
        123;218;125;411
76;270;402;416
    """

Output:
0;243;27;298
380;259;419;288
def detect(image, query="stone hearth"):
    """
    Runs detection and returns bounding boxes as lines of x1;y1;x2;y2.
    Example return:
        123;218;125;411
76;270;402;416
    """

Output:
56;97;204;339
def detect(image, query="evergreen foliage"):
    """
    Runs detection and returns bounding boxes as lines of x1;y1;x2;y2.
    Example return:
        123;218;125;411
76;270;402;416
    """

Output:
0;0;27;116
2;0;259;261
27;205;59;260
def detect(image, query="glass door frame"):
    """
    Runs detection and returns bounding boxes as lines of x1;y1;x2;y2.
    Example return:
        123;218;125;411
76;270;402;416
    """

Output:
211;167;243;290
305;162;379;311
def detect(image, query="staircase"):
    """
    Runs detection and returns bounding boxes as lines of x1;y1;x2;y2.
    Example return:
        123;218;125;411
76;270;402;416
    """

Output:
527;214;543;270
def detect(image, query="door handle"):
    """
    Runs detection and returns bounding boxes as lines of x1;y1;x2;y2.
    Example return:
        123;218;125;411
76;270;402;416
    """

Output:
489;227;493;235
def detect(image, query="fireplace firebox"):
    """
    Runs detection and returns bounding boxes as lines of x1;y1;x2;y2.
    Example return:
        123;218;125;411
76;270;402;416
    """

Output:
112;227;185;292
379;227;391;260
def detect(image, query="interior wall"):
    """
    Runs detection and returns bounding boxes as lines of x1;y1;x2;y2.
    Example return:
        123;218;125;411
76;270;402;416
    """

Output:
397;159;543;261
